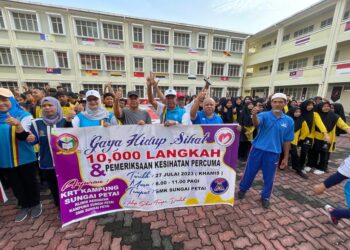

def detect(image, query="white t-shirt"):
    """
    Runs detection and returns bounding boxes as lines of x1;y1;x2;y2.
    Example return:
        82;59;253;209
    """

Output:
338;155;350;178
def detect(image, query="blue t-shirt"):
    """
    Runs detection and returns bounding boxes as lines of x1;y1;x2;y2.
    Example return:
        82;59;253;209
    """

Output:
192;111;223;124
158;104;186;124
252;111;294;154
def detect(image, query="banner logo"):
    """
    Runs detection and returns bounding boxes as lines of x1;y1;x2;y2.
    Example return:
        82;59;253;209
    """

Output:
56;133;79;154
215;128;235;147
210;178;229;195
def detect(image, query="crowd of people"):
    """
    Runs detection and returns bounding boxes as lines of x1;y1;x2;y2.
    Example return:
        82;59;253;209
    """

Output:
0;73;349;225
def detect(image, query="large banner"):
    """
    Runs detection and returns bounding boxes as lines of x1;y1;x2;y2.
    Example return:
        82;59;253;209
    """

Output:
51;124;239;226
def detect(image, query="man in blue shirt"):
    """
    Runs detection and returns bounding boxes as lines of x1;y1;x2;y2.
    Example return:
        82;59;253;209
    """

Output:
147;73;185;126
190;90;223;124
238;93;294;208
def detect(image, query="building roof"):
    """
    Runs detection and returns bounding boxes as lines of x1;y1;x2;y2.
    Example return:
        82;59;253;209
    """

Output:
3;0;251;38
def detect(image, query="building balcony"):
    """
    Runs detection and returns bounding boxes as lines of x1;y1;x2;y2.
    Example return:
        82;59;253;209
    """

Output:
278;28;331;58
274;66;323;86
246;46;275;66
336;21;350;43
328;61;350;83
244;72;271;88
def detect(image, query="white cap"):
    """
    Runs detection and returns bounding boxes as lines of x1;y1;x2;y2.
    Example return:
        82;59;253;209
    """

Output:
164;89;177;97
0;88;14;97
271;93;287;101
85;90;101;99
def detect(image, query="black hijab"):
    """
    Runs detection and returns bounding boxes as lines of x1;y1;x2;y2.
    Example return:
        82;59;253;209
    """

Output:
287;107;302;132
239;103;254;126
317;101;339;132
300;99;314;132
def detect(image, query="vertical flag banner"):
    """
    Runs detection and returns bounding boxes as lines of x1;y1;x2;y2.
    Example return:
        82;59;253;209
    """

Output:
51;125;239;227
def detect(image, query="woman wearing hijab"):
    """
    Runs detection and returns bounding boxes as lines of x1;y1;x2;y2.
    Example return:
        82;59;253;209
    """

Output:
0;88;40;222
299;99;329;172
221;98;235;124
72;90;117;128
238;102;255;162
21;97;73;210
312;101;350;174
232;97;243;122
286;107;308;179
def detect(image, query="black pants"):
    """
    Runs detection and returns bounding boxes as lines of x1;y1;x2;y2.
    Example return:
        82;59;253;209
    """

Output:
1;162;40;208
299;143;311;169
238;141;251;161
307;147;318;168
290;145;302;172
43;169;59;207
314;151;331;171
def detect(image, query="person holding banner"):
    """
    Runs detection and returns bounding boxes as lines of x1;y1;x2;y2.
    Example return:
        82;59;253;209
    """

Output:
21;97;74;210
0;88;41;222
147;73;185;126
72;90;117;128
190;90;223;124
238;93;294;209
114;89;151;125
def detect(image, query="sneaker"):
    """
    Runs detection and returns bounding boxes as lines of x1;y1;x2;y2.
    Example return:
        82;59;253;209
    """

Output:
325;205;338;225
297;171;309;179
30;203;43;218
314;169;325;175
15;208;29;222
304;167;312;172
261;199;270;209
237;190;246;199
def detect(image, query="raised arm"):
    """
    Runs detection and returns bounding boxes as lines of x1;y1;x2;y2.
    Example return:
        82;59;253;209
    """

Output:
146;72;159;109
113;88;123;119
190;90;206;121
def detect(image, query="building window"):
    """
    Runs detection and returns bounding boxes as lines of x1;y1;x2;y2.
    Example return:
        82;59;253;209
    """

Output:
313;54;325;66
83;84;103;94
282;34;290;42
344;11;350;20
261;41;272;48
105;55;125;71
230;39;243;52
12;12;39;32
293;25;314;38
196;87;203;95
320;18;332;29
227;87;238;97
0;10;5;29
277;62;285;71
20;49;45;67
198;34;206;49
0;48;13;66
134;57;143;72
49;15;64;35
75;19;98;38
26;82;46;89
135;85;144;98
213;37;227;51
228;64;240;77
334;50;339;62
174;32;190;47
102;23;123;40
133;26;143;43
159;86;169;94
288;58;308;70
0;81;17;89
152;29;169;45
80;54;101;70
152;59;169;73
259;65;269;71
174;86;188;94
211;63;225;76
197;61;205;75
174;60;189;74
56;51;69;68
60;83;72;92
210;87;222;98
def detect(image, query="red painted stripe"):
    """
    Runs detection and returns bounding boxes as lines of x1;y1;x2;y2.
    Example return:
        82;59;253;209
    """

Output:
336;63;350;69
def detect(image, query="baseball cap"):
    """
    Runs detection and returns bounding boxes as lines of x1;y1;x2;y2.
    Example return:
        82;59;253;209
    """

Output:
0;88;14;97
177;92;186;98
127;91;139;98
271;93;287;101
165;89;177;97
85;90;101;99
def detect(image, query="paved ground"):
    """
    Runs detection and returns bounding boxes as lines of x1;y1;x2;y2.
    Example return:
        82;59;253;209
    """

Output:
0;136;350;250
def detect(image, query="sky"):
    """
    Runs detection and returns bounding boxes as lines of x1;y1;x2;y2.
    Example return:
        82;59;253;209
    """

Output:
27;0;321;34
